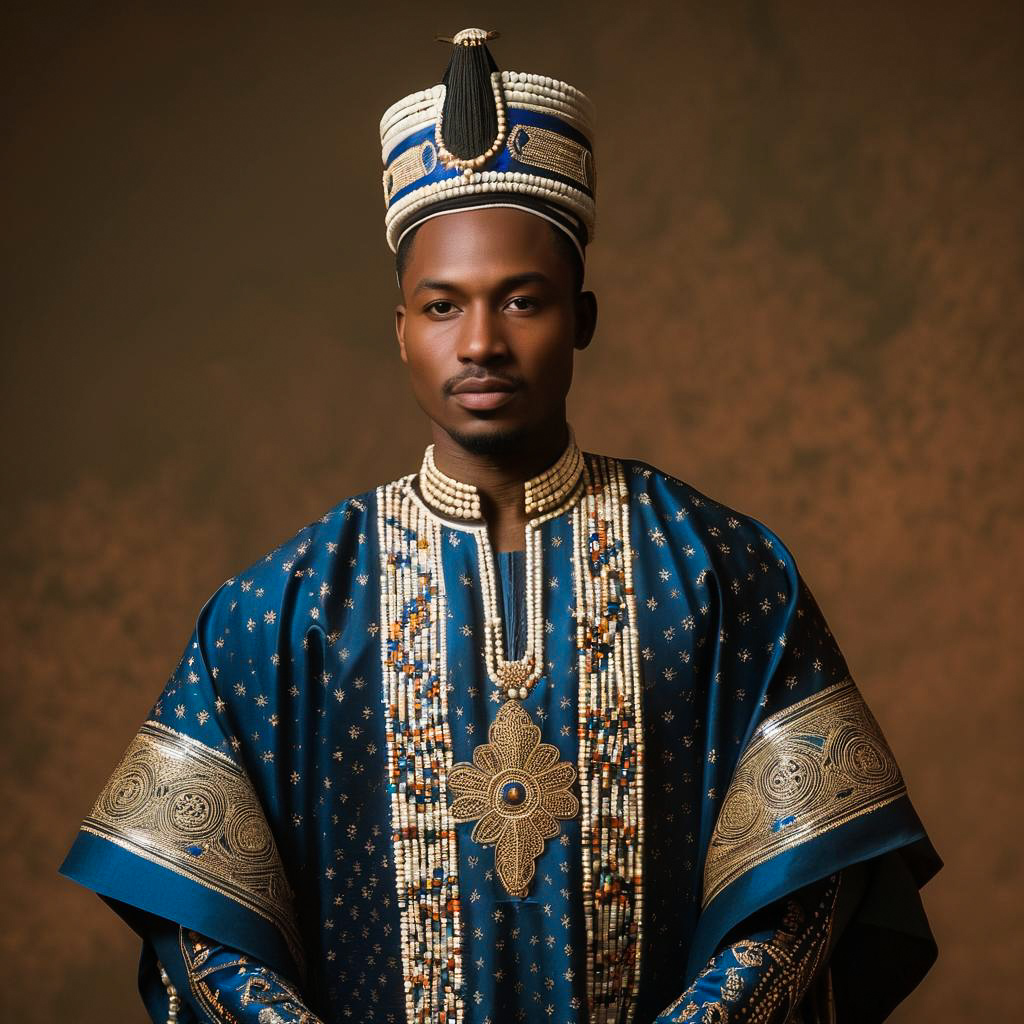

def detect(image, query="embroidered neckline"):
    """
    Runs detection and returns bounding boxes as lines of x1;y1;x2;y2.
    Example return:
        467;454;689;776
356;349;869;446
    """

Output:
417;427;584;524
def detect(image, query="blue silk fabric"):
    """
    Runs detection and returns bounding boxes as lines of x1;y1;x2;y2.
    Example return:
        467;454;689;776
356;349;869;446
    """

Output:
60;457;940;1022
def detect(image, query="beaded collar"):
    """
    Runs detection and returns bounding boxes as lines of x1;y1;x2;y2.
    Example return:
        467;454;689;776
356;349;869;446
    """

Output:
417;430;584;524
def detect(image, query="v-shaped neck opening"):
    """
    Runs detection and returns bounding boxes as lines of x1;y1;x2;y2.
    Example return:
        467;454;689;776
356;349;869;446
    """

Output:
495;549;527;662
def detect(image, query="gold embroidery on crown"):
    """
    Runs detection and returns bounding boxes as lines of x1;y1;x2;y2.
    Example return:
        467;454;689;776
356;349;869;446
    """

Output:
448;699;579;898
383;140;439;204
507;122;592;190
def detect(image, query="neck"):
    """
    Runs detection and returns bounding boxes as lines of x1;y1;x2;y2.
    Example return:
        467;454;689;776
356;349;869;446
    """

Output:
429;419;573;551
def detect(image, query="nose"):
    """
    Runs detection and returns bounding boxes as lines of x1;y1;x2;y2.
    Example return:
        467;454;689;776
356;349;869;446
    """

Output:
456;303;509;364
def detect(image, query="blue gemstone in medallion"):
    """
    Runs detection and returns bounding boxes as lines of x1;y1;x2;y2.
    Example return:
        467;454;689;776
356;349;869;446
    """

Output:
501;780;526;806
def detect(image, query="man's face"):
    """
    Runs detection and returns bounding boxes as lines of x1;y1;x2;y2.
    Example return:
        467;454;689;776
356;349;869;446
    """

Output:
395;207;596;456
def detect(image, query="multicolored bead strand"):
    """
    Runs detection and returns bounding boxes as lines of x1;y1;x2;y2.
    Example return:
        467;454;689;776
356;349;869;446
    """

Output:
572;455;646;1024
378;478;463;1024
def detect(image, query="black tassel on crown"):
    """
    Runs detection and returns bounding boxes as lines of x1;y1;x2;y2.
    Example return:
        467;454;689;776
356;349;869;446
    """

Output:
438;29;501;162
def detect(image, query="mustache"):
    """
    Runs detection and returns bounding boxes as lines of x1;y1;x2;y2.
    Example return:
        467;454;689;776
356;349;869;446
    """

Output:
442;367;524;397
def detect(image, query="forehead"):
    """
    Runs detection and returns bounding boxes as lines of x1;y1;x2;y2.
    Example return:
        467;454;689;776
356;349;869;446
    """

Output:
405;207;565;277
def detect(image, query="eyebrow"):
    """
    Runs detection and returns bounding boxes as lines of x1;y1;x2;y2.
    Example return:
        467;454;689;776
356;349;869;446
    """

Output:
412;271;552;296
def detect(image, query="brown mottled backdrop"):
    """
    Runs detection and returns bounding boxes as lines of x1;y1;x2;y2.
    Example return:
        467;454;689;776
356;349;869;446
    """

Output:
1;1;1020;1019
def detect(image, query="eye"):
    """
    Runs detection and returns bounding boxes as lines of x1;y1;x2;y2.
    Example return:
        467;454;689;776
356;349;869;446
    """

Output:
506;296;539;312
425;300;458;317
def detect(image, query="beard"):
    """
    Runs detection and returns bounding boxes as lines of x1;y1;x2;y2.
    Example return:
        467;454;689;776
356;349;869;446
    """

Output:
444;421;531;457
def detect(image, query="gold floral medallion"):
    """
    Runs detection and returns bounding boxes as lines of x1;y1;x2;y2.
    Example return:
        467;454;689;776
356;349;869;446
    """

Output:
448;700;579;897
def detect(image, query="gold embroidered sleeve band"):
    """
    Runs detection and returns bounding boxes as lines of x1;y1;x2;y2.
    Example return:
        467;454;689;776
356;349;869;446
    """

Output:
81;720;302;965
179;927;323;1024
702;679;906;907
660;875;842;1023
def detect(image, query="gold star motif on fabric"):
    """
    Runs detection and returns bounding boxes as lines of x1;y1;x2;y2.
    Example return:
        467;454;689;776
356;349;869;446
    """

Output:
449;700;579;897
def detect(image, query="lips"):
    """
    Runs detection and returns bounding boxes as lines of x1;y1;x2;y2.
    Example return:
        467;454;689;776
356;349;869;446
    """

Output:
450;377;520;411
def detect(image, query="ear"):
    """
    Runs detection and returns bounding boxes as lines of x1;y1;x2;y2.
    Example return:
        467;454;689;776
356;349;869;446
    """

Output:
573;290;598;351
395;304;409;364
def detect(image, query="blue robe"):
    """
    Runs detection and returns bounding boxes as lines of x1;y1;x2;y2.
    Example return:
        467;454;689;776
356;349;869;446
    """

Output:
60;452;940;1022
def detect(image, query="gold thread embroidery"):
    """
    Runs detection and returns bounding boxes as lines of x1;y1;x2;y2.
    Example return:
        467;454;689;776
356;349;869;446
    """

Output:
506;123;593;189
721;966;744;1002
703;680;905;907
720;877;841;1022
382;140;438;203
180;928;321;1024
658;876;841;1022
181;927;240;1024
449;699;579;897
730;942;767;968
82;720;302;967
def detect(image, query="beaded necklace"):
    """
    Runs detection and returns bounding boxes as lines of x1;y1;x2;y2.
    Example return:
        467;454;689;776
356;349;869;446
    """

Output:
420;436;583;699
422;436;584;898
378;439;645;1023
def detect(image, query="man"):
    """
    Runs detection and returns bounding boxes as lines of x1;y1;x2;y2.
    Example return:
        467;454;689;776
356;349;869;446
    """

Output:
60;28;940;1024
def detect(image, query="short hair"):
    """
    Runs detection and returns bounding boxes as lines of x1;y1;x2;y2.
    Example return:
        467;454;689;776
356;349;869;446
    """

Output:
395;217;584;294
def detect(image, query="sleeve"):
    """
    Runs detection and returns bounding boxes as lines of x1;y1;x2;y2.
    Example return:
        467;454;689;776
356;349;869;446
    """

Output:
655;872;846;1023
139;916;323;1024
687;535;942;1019
57;578;317;991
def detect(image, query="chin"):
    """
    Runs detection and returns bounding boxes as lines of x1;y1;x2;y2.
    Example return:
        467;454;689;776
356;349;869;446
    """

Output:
444;420;531;457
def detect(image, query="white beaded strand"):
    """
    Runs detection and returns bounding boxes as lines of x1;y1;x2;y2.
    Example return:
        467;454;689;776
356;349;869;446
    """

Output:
617;454;646;1024
157;962;181;1024
572;455;645;1023
453;434;584;699
381;74;594;161
420;445;482;520
378;478;464;1024
385;171;594;252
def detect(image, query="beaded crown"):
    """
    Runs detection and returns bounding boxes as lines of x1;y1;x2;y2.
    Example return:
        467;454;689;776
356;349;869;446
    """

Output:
379;28;596;256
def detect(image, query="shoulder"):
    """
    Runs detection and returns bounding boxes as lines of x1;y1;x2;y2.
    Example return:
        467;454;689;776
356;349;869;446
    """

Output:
195;486;379;641
606;453;800;590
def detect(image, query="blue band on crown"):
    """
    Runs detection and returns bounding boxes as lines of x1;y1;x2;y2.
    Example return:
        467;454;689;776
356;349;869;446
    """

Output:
383;108;594;212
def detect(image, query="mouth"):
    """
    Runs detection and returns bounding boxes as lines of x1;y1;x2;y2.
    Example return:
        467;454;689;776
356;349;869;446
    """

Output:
449;377;520;412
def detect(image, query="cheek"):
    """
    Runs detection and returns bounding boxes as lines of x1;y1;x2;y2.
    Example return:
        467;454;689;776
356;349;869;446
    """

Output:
527;325;577;391
548;352;576;397
403;340;448;403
